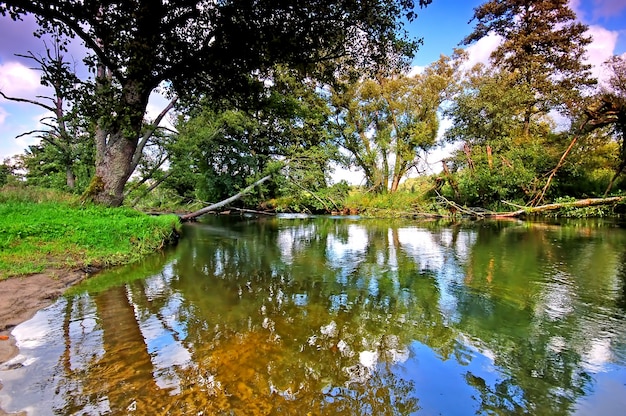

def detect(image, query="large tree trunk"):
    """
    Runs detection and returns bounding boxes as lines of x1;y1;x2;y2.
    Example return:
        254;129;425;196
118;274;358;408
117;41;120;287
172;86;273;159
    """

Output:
93;131;138;206
91;79;149;206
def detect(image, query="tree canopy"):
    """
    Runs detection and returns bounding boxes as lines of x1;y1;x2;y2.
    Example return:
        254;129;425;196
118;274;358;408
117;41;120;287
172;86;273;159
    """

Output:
463;0;595;136
1;0;432;206
330;54;460;193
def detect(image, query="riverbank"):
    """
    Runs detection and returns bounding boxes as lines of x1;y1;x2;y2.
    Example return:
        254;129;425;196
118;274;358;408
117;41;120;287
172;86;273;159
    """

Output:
0;187;181;365
0;187;181;279
0;268;88;365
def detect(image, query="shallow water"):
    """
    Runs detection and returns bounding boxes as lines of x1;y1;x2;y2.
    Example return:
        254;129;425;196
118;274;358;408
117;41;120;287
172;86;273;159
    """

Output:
2;216;626;415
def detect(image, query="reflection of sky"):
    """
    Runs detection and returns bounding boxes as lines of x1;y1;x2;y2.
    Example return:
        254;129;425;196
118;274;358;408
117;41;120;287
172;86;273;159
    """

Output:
4;220;626;415
277;222;319;264
1;298;107;414
403;340;502;416
131;270;192;393
325;224;368;287
397;226;475;322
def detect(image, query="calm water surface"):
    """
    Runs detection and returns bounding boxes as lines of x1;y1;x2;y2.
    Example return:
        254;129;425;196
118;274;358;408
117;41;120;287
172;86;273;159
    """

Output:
2;216;626;415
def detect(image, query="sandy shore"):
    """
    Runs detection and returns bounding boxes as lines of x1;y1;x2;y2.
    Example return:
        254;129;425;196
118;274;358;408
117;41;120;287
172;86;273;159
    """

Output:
0;269;89;365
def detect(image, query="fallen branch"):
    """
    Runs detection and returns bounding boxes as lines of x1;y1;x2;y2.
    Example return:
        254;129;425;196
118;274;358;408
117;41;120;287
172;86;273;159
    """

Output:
499;196;626;217
435;191;494;218
180;174;273;221
225;207;275;216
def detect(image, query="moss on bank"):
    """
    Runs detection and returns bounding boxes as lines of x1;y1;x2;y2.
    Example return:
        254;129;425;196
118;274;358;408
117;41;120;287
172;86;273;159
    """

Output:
0;186;181;279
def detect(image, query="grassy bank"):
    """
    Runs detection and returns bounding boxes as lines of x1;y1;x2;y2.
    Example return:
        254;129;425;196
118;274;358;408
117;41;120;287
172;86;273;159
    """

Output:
0;186;181;279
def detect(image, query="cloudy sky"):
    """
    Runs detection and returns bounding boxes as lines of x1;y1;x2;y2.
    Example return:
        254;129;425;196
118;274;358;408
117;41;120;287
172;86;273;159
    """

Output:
0;0;625;170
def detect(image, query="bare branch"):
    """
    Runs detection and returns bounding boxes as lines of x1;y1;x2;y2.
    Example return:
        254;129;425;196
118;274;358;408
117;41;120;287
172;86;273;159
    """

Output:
0;91;55;112
130;96;178;173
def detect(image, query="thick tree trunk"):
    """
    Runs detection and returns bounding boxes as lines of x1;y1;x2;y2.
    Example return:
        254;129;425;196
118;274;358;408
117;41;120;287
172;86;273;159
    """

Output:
390;174;401;193
66;167;75;189
93;131;138;206
91;79;150;207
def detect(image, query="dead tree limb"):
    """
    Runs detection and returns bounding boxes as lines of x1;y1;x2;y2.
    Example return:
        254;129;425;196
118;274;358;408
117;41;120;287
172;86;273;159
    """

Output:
531;119;590;207
129;171;174;207
180;174;273;221
287;178;337;212
130;96;178;174
500;196;626;217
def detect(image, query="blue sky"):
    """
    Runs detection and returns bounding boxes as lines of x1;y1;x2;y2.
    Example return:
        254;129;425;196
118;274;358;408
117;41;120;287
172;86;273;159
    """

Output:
0;0;625;172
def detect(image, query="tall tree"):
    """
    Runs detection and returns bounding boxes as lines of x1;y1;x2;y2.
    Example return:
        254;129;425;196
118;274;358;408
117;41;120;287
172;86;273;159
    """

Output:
443;64;558;206
1;0;431;206
585;55;626;195
463;0;595;137
331;54;460;192
0;36;89;189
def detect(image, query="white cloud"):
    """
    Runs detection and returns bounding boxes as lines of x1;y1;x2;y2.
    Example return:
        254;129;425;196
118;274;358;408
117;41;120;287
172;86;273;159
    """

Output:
569;0;585;20
0;61;41;97
462;33;502;71
585;25;619;84
407;65;426;77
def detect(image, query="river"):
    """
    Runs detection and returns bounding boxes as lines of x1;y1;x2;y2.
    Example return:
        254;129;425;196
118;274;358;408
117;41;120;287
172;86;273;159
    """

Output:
1;216;626;415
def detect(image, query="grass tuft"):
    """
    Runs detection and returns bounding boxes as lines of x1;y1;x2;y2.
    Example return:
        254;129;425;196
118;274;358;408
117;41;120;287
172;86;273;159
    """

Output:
0;186;181;279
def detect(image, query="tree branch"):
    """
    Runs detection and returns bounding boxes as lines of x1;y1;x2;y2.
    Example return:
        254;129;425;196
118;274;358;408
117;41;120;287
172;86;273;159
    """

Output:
180;174;274;221
0;91;55;112
130;96;178;173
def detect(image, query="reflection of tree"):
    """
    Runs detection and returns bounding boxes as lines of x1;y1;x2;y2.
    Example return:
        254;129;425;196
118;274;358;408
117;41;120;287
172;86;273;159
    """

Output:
454;223;626;415
43;218;626;415
151;218;454;413
56;286;161;414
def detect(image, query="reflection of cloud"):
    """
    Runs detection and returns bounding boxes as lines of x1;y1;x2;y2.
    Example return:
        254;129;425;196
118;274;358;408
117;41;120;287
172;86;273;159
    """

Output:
359;350;379;369
538;272;575;321
329;225;368;255
582;337;613;373
397;228;445;271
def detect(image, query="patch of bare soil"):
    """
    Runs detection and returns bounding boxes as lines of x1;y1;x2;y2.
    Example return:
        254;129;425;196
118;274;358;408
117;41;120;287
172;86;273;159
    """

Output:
0;269;90;365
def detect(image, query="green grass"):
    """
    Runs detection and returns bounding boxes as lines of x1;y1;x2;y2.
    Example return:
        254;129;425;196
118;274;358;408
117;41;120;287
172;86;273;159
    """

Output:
344;177;445;217
0;186;181;279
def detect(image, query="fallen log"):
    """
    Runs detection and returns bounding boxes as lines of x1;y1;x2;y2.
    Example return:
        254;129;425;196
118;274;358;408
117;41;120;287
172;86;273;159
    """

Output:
180;174;273;222
498;196;626;217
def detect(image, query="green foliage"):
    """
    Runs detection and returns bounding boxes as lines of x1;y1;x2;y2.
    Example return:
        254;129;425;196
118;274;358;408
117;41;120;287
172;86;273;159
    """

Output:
0;164;10;187
344;177;440;216
444;142;553;208
541;197;616;218
331;53;461;193
167;67;337;206
3;0;430;205
126;180;197;213
0;186;180;279
21;139;95;192
267;181;350;213
463;0;594;122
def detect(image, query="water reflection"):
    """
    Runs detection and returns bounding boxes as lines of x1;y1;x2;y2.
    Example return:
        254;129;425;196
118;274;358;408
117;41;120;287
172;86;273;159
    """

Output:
2;218;626;415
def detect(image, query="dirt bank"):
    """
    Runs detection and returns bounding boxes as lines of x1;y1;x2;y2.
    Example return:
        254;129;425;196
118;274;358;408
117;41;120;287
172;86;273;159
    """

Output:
0;269;90;365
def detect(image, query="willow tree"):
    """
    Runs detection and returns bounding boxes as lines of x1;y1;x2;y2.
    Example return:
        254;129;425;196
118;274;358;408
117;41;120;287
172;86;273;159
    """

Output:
463;0;595;137
1;0;431;206
331;53;460;192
